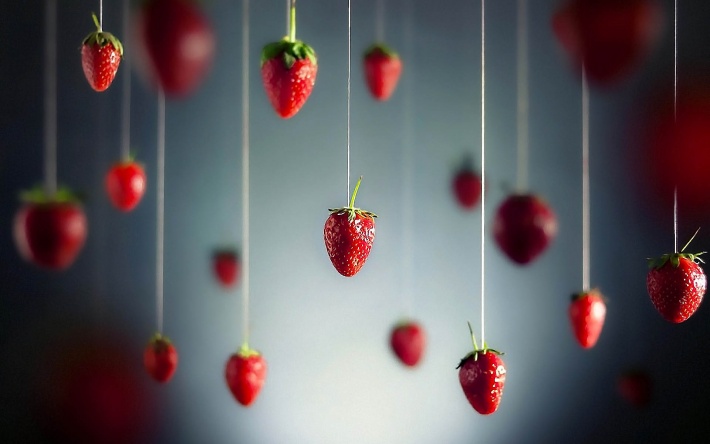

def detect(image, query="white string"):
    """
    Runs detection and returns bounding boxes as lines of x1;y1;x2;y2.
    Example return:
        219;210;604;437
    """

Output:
375;0;384;42
347;0;352;203
242;0;251;345
673;0;678;253
156;90;166;334
516;0;529;192
400;0;414;317
44;0;57;197
99;0;103;30
582;69;590;291
480;0;486;347
120;0;131;161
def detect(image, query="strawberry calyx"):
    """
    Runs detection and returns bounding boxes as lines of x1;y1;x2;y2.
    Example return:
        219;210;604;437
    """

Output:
213;247;238;257
148;332;173;350
237;342;261;358
328;176;378;222
261;39;317;70
82;13;124;55
364;42;399;59
457;321;504;368
19;185;83;205
571;288;605;302
647;228;705;268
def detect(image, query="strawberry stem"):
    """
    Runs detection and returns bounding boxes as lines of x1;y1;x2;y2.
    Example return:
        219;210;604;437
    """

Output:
680;227;701;253
288;0;296;42
349;176;363;208
467;321;479;351
91;12;101;32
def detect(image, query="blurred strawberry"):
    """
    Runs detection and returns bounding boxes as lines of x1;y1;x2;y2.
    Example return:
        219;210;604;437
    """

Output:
618;369;653;408
493;194;557;265
363;43;402;101
390;320;425;367
212;248;240;288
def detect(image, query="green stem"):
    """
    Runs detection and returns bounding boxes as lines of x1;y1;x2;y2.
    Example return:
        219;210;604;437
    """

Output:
288;0;296;42
92;12;101;32
681;227;701;253
349;176;363;208
467;321;479;351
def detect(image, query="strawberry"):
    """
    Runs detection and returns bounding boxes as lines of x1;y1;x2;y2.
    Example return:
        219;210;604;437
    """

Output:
568;289;606;348
13;187;87;270
225;344;267;407
134;0;215;97
390;320;426;367
457;324;506;415
212;248;240;288
617;369;653;408
105;160;147;212
324;177;377;277
646;233;707;323
363;43;402;101
452;164;482;210
552;0;661;85
143;333;178;383
81;13;123;92
493;194;557;265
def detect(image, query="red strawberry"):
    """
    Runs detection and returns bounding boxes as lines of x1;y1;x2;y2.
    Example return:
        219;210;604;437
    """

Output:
617;369;653;408
568;289;607;348
646;234;706;323
105;160;147;212
81;13;123;92
143;333;178;383
212;248;240;288
452;167;482;210
13;187;87;270
552;0;662;85
363;43;402;101
134;0;215;97
457;324;506;415
390;320;426;367
225;344;267;407
324;177;377;277
493;194;557;265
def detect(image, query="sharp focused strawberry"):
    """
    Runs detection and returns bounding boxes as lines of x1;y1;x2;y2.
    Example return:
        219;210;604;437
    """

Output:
105;160;147;212
212;248;240;288
457;323;506;415
552;0;662;85
569;289;606;348
452;167;482;210
390;320;426;367
493;194;557;265
647;233;706;323
143;333;178;383
261;2;317;118
225;344;267;407
324;177;377;277
363;43;402;101
81;13;123;92
134;0;215;97
13;187;87;270
617;369;652;408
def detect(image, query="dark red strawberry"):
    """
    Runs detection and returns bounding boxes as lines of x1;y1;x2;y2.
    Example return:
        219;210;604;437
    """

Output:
457;324;506;415
225;344;267;407
617;369;652;408
647;233;706;323
390;320;425;367
261;3;317;118
81;13;123;92
452;167;482;210
143;333;178;383
134;0;215;97
13;187;87;270
363;43;402;101
569;289;606;348
105;160;147;212
213;248;240;288
493;194;557;265
324;177;377;277
552;0;661;85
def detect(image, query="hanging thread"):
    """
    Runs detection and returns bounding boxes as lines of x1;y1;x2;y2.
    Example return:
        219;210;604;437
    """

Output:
400;0;414;317
673;0;678;253
375;0;385;42
156;90;166;334
581;69;590;291
120;0;131;161
241;0;251;344
346;0;352;203
516;0;529;192
480;0;486;347
99;0;104;30
44;0;58;197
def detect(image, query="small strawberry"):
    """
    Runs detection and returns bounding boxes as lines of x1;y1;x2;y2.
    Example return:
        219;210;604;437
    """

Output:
646;231;707;323
143;333;178;383
457;323;506;415
363;43;402;101
324;176;377;277
261;3;317;118
105;159;147;212
617;369;652;408
13;187;87;270
568;289;607;348
452;163;482;210
493;193;557;265
390;320;426;367
81;13;123;92
225;344;267;407
212;248;240;288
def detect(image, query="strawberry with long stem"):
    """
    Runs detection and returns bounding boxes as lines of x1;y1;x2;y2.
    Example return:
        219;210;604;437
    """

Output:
457;322;506;415
261;0;317;119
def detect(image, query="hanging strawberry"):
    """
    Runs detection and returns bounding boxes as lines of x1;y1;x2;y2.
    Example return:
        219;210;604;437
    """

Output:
617;369;653;408
568;289;606;348
451;158;482;210
363;43;402;101
105;158;147;212
646;232;707;323
324;177;377;277
225;344;267;407
134;0;216;97
81;13;123;92
144;333;178;383
261;1;317;119
212;248;240;288
390;320;425;367
13;187;88;270
457;323;506;415
493;194;557;265
552;0;662;86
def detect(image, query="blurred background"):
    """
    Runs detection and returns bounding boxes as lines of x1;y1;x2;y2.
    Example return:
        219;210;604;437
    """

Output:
1;0;710;442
